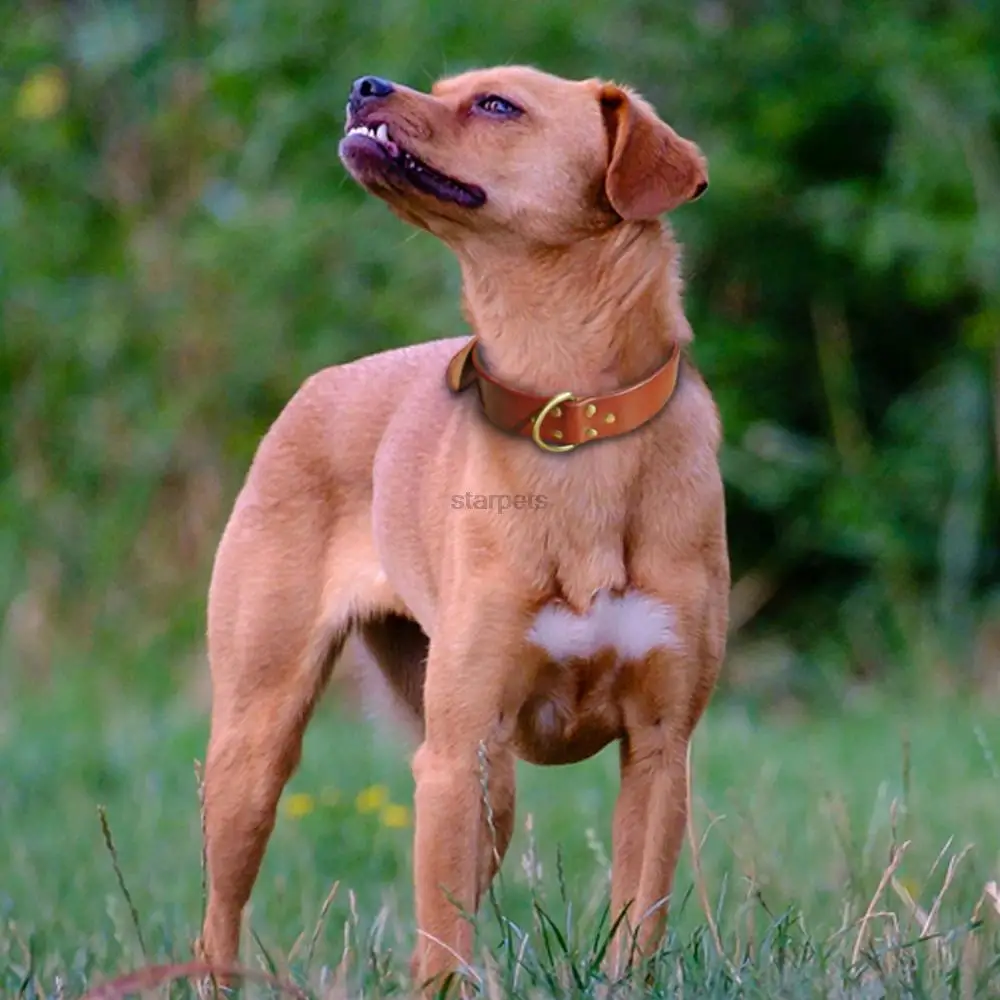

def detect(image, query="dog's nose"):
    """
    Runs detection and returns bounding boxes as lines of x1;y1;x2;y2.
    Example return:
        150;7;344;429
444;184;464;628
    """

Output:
349;75;395;113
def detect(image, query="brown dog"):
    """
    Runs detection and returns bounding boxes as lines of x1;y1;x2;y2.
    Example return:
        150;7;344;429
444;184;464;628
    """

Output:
195;65;729;991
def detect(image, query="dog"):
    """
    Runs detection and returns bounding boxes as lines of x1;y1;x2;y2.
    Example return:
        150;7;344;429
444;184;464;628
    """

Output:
195;65;729;992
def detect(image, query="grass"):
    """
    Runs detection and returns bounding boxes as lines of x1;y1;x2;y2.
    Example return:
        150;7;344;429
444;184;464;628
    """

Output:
1;673;999;998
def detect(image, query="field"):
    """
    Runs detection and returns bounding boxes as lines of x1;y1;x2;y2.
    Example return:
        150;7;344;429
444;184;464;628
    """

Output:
2;674;999;998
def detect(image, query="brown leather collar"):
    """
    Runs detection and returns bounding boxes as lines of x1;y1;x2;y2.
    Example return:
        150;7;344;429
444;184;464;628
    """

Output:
445;337;681;453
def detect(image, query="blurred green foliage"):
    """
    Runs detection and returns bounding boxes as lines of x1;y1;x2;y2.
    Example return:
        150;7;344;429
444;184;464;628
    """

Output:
2;0;998;701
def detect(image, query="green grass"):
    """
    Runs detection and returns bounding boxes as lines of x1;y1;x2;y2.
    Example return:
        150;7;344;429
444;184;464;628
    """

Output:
2;676;999;998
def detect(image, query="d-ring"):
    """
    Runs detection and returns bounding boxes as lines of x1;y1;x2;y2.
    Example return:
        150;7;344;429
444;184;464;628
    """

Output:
531;391;577;453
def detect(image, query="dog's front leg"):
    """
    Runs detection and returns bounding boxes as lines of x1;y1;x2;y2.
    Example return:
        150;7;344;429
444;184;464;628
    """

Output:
410;598;526;994
608;640;722;977
609;718;690;976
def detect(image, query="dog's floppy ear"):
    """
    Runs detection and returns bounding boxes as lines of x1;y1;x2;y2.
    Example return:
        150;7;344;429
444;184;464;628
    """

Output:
599;83;708;220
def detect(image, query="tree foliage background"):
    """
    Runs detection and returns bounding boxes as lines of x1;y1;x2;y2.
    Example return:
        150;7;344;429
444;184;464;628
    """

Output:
2;0;998;708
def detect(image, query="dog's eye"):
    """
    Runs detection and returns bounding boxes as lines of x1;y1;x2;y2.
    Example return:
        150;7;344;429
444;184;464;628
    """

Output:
475;95;522;118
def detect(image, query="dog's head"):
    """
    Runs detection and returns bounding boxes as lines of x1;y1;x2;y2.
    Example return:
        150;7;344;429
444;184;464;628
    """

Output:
339;65;707;243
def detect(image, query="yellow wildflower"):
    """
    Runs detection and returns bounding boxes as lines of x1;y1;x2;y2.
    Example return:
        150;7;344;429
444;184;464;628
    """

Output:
16;66;68;121
355;784;389;813
381;803;411;829
284;792;316;819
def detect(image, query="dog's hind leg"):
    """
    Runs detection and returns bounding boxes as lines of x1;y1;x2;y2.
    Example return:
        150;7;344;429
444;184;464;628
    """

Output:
195;501;356;973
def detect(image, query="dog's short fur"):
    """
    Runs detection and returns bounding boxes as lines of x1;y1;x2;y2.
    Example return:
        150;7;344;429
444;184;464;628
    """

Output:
195;65;729;991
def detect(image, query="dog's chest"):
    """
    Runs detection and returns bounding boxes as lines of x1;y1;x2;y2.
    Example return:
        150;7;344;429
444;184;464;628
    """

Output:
510;590;680;766
526;589;680;663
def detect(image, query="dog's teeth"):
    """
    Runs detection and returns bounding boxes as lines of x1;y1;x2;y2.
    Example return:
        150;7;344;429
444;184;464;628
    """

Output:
376;123;389;143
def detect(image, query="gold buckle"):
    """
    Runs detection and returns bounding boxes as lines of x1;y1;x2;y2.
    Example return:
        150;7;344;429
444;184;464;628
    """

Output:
531;391;577;453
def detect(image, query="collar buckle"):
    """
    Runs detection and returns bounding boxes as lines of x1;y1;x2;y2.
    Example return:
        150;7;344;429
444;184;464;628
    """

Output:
531;391;578;453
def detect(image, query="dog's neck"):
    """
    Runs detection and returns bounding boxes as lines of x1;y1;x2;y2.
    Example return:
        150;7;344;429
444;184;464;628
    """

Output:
455;221;691;397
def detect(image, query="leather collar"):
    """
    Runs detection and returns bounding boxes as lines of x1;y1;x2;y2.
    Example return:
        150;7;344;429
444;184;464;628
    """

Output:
446;337;681;453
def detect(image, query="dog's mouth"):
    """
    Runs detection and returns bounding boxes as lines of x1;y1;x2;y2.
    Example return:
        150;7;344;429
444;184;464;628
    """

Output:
340;121;486;210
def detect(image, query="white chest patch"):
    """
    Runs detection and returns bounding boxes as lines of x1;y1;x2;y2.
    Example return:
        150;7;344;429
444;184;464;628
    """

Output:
527;589;680;663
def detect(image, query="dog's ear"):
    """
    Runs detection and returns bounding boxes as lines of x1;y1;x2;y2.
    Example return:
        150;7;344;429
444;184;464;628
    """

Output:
599;83;708;220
